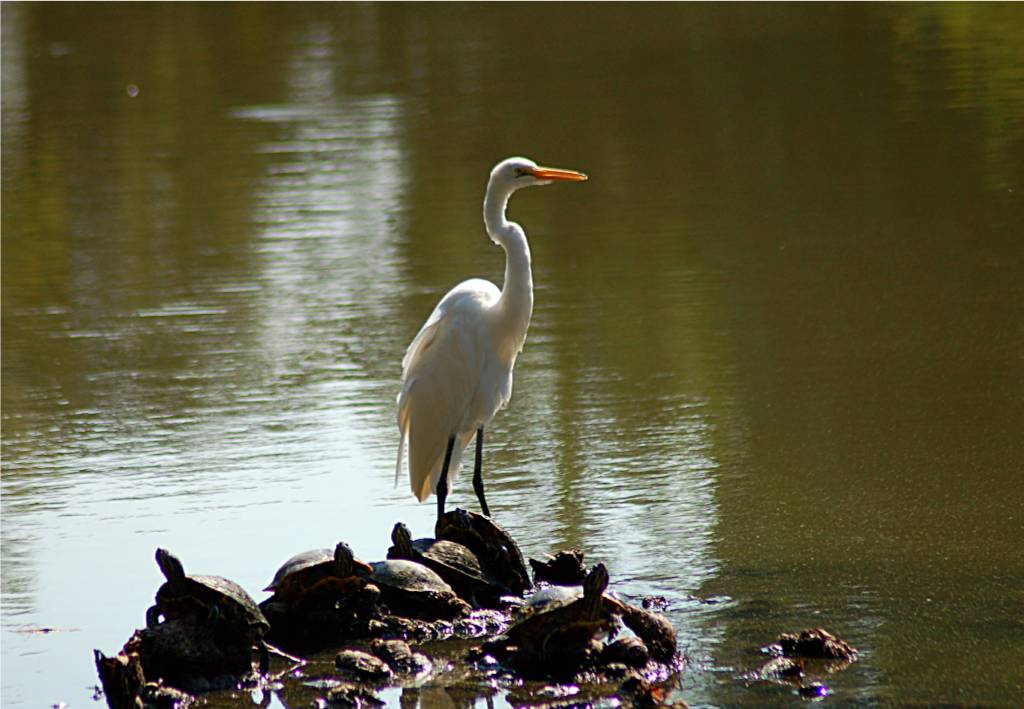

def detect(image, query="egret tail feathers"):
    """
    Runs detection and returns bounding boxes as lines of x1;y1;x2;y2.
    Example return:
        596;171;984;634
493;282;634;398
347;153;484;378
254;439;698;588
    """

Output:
395;432;405;488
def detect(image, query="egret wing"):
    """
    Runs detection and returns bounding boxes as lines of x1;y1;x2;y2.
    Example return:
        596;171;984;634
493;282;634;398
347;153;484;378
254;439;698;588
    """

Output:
397;280;499;501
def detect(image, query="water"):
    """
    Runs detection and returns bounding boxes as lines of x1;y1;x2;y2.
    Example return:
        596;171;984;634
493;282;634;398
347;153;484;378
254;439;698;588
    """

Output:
2;4;1022;707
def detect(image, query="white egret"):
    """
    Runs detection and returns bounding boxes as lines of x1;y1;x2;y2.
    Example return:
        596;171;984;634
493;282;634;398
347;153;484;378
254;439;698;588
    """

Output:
396;157;588;520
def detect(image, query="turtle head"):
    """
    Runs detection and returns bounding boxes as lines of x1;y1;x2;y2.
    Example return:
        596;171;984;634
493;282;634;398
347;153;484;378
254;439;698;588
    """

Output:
454;508;474;530
334;542;373;577
155;548;186;582
333;542;355;576
391;523;415;556
583;562;610;601
580;562;611;620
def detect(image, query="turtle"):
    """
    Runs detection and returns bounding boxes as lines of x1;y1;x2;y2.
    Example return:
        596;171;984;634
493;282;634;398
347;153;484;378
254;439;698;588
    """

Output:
516;584;582;620
264;542;374;604
261;543;380;652
387;522;510;608
529;549;586;586
369;558;471;621
606;598;678;664
435;508;532;595
145;548;270;674
487;563;617;679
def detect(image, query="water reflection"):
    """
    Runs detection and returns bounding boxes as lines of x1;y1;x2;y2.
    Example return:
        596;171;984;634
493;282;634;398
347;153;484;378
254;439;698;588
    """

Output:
237;20;409;423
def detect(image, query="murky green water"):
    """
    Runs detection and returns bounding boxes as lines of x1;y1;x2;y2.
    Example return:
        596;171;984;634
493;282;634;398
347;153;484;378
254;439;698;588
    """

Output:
3;4;1023;707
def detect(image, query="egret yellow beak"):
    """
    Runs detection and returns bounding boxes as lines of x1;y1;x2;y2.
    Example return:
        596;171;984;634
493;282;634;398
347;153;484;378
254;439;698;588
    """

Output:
529;166;588;182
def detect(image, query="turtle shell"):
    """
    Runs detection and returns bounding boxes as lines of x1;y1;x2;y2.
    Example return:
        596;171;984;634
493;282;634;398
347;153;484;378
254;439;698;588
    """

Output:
388;523;510;607
412;538;485;580
614;601;677;663
264;548;333;599
504;564;612;645
148;549;269;637
490;563;615;679
435;508;531;594
518;585;583;619
370;559;469;621
370;559;452;594
265;542;373;602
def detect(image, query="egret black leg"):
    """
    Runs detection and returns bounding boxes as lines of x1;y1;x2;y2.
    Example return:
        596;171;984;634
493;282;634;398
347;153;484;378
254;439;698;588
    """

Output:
473;427;491;517
436;435;456;520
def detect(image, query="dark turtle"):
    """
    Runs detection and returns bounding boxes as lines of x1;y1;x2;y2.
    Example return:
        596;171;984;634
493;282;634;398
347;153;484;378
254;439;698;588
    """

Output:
487;563;617;679
435;508;532;595
387;522;510;608
529;549;586;586
145;548;270;674
517;585;582;620
609;599;678;664
369;558;470;621
264;542;374;603
261;543;380;652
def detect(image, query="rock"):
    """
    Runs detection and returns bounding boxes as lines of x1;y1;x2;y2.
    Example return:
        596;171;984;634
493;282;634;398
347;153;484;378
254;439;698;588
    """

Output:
367;615;450;643
370;639;432;677
601;636;651;669
641;596;669;611
774;628;857;662
757;655;804;681
619;674;690;708
138;682;195;708
451;609;510;638
798;682;832;699
135;620;248;692
334;650;394;683
324;682;384;707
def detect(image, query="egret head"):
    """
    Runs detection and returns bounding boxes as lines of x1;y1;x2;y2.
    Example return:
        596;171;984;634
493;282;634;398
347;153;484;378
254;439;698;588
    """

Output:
489;156;588;193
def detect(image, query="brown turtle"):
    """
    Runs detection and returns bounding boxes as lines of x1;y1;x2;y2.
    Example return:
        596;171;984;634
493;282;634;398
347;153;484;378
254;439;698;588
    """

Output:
369;558;471;621
435;508;531;595
388;522;510;608
145;548;270;674
529;549;586;586
488;563;616;679
261;543;380;652
264;542;374;604
606;599;678;664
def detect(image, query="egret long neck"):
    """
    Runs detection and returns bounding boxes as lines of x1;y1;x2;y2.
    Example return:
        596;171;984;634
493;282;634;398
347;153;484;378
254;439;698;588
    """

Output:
484;187;534;352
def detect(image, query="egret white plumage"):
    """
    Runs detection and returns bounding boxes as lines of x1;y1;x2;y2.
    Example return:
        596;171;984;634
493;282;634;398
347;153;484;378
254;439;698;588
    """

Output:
396;157;588;520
